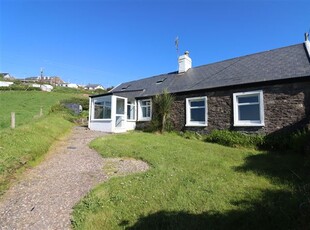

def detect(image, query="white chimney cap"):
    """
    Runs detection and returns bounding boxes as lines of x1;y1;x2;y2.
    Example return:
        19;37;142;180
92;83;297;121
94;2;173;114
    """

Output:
178;51;192;73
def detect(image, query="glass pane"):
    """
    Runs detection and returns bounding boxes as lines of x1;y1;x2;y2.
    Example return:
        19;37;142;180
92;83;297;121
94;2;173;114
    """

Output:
142;106;150;118
94;104;103;119
102;105;111;119
127;104;135;120
190;100;204;107
238;96;258;104
141;100;150;106
115;116;123;127
116;98;125;114
239;104;260;120
190;108;205;122
94;98;111;119
127;105;131;119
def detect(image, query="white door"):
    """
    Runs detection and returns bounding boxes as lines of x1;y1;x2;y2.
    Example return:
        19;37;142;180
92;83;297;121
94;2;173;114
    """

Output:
115;97;127;130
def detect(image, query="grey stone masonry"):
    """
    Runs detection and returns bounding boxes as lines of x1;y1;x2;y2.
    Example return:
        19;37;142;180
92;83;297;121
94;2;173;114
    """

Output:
169;80;310;134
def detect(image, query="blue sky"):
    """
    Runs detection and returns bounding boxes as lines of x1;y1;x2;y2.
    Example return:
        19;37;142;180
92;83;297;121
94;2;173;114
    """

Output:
0;0;309;87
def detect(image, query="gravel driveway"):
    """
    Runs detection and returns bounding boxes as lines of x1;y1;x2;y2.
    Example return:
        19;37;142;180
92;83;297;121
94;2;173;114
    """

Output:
0;127;149;229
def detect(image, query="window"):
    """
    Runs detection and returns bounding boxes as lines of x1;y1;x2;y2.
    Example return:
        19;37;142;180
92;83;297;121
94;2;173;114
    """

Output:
233;90;264;126
138;99;152;121
156;78;167;84
186;97;208;126
127;101;136;120
93;97;111;119
116;98;125;115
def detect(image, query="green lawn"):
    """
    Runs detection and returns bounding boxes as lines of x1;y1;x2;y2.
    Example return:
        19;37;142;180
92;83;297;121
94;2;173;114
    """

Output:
0;91;77;129
72;132;310;229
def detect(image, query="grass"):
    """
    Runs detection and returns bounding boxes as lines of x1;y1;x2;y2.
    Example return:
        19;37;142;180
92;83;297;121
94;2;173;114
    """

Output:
0;90;85;195
0;91;77;129
72;132;310;229
0;114;74;195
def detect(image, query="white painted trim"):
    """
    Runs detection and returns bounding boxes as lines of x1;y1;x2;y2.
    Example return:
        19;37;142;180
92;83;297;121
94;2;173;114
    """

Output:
233;90;265;127
127;100;137;121
138;99;152;121
185;96;208;127
90;96;112;120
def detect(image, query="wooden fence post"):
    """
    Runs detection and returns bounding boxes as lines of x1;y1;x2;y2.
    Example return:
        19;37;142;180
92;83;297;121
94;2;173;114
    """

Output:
11;112;15;129
40;107;43;117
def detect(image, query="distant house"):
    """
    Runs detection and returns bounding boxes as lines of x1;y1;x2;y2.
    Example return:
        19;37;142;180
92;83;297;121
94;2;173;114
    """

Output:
85;84;105;90
0;73;14;80
89;34;310;134
0;81;14;87
32;83;41;88
40;84;53;92
60;83;79;89
24;76;64;85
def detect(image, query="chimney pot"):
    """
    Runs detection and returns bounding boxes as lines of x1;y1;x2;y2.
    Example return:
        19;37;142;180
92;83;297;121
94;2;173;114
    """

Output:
305;32;309;41
178;51;192;73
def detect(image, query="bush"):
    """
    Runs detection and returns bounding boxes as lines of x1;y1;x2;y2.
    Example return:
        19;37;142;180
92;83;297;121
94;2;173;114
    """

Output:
262;129;310;154
61;97;89;110
204;129;310;154
205;130;264;149
179;131;205;140
0;85;41;91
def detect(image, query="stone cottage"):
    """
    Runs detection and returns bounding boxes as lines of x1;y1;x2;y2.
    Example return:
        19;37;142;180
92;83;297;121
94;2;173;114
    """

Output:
88;34;310;134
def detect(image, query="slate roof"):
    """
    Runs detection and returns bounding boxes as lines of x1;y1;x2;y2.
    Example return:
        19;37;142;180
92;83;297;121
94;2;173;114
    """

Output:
100;43;310;99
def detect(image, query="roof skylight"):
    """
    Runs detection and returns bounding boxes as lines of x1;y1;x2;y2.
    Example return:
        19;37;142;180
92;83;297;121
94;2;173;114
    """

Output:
156;78;167;84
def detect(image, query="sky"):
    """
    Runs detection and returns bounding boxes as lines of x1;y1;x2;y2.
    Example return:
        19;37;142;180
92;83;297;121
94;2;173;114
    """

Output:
0;0;310;87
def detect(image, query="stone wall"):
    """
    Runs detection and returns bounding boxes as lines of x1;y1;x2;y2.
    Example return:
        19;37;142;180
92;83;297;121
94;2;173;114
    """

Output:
169;80;310;134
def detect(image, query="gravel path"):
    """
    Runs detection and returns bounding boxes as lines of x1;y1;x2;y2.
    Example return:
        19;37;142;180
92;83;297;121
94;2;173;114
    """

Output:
0;127;149;230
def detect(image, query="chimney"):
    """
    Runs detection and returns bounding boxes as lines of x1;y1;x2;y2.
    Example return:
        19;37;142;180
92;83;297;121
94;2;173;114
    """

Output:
305;32;310;58
178;51;192;73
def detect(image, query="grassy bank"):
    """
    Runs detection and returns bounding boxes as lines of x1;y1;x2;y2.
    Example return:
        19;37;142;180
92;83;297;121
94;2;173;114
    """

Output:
0;114;73;195
72;132;310;229
0;91;77;129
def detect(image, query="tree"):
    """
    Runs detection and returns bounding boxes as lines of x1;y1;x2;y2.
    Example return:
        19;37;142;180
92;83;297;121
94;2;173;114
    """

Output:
153;89;175;133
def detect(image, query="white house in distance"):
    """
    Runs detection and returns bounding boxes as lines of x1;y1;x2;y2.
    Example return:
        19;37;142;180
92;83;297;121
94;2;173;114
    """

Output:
41;84;53;92
0;73;14;80
0;81;14;87
85;84;105;90
60;83;79;88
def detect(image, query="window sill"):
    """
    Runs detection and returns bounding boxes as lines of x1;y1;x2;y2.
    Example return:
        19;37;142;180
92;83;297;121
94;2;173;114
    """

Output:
233;123;265;127
138;118;151;122
91;119;112;122
185;123;207;127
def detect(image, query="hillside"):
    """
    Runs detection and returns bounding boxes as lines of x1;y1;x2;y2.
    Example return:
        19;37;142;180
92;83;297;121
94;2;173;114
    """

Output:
0;90;89;195
0;91;87;129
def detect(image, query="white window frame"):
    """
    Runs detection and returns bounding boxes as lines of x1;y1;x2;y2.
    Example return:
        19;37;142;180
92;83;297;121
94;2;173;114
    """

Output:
233;90;265;127
127;101;136;121
91;97;112;121
186;96;208;126
138;99;152;121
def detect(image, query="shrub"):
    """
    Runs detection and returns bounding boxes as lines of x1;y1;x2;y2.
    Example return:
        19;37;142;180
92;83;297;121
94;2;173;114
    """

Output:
152;89;175;133
0;85;41;91
179;131;205;140
205;130;264;149
262;129;310;154
204;129;310;154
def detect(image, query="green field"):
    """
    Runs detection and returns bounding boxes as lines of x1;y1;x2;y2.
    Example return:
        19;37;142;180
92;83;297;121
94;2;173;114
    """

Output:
0;91;86;194
0;91;77;129
72;132;310;229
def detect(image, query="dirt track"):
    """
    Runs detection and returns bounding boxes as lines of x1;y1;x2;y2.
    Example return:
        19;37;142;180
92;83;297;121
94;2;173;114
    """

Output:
0;127;148;229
